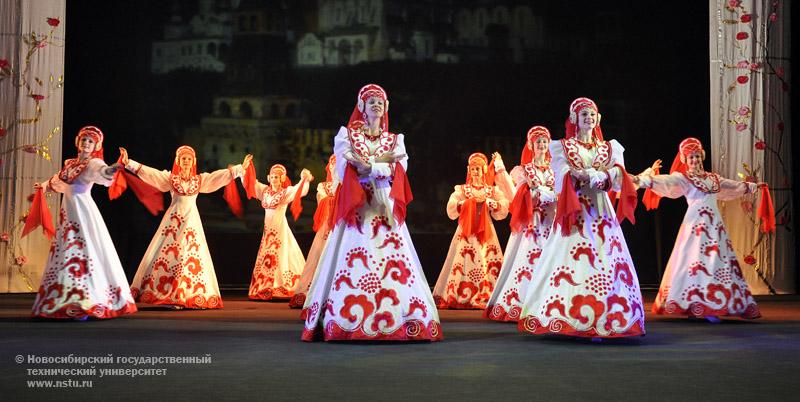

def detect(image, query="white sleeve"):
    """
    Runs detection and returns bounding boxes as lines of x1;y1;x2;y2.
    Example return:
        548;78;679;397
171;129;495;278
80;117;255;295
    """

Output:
125;159;172;192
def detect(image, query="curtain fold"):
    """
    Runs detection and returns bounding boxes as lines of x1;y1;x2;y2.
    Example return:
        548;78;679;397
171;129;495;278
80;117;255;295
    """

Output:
709;0;793;294
0;0;66;292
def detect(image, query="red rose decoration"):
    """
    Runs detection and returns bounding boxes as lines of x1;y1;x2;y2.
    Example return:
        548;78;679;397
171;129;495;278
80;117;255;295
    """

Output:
744;255;756;265
754;141;766;150
0;127;6;137
0;59;9;69
46;17;60;27
30;94;44;101
27;193;36;202
737;75;749;84
741;14;752;23
769;13;777;22
775;67;784;78
736;32;749;40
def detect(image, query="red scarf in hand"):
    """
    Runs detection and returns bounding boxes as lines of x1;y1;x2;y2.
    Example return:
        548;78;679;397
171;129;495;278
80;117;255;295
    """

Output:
757;184;776;233
389;164;413;226
108;156;164;216
553;173;582;236
290;178;307;221
458;198;491;244
615;164;637;225
21;188;55;239
509;185;535;234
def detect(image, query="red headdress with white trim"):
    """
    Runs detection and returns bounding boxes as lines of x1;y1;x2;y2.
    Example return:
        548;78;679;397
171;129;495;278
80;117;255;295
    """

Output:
348;84;389;131
669;137;705;174
75;125;105;159
565;97;603;141
520;125;551;165
172;145;197;176
270;163;292;188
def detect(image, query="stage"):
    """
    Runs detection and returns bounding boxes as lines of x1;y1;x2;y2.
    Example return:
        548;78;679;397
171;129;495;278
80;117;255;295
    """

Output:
2;292;799;401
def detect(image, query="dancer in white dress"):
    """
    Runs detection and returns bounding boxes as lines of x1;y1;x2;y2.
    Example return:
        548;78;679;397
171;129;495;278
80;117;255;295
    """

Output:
120;146;246;309
31;126;137;319
243;162;313;300
636;137;763;321
301;84;442;341
290;155;338;309
517;98;646;338
432;152;508;309
485;126;556;322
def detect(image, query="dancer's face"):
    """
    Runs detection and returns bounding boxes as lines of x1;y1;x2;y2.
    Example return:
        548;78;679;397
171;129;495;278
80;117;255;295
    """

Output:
178;154;194;171
577;108;597;132
531;137;549;159
469;164;484;181
78;136;96;154
269;173;283;188
363;96;385;121
686;151;704;171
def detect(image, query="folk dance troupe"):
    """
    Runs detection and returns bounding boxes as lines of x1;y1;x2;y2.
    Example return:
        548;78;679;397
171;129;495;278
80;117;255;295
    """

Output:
22;87;774;343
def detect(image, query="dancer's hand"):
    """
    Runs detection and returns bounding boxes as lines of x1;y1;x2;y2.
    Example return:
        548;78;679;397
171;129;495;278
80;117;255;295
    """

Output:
375;151;405;163
118;147;129;166
650;159;662;171
243;154;253;170
757;182;768;189
492;152;506;172
344;152;371;172
33;182;43;190
300;168;314;182
571;168;589;182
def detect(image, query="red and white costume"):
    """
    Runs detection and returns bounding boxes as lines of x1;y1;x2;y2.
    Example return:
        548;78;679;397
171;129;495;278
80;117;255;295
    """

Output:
125;146;243;309
301;84;442;341
640;138;761;319
433;153;508;309
517;98;646;338
31;126;138;319
290;155;338;309
245;164;310;300
486;126;557;321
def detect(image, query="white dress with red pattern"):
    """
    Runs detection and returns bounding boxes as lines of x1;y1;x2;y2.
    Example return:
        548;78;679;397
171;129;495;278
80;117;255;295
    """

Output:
246;178;309;300
517;138;646;338
485;163;556;321
432;184;508;309
31;158;138;319
125;160;243;309
640;171;760;318
301;126;442;341
290;181;337;309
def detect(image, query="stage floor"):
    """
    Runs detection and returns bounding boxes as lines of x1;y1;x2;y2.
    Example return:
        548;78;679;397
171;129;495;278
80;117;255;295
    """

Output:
2;292;799;401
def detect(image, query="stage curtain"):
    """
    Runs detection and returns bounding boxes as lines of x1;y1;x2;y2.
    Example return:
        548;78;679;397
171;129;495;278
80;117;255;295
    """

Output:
0;0;66;292
709;0;793;294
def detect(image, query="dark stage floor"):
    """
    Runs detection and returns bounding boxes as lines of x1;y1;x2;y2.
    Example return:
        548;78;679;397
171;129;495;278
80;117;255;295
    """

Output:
2;292;799;401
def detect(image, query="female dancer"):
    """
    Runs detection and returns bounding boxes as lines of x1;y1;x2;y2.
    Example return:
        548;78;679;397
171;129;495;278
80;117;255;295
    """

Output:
301;84;442;341
432;152;508;309
485;126;556;321
120;146;247;309
31;126;137;319
636;137;763;321
243;161;313;301
290;154;337;309
517;97;646;339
